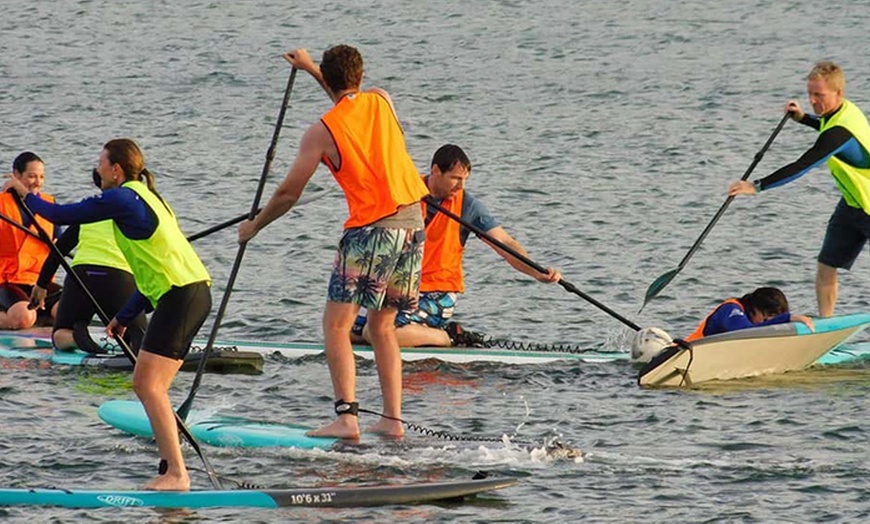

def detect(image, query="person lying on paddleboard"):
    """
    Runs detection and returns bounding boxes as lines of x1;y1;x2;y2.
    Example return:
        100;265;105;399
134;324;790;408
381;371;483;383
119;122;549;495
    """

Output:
0;152;62;330
684;287;814;342
5;138;212;492
729;61;870;318
352;144;562;348
31;169;147;355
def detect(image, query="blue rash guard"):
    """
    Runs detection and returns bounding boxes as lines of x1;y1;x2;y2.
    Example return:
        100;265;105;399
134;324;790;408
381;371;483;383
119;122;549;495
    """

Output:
756;110;870;191
24;187;160;324
702;302;791;337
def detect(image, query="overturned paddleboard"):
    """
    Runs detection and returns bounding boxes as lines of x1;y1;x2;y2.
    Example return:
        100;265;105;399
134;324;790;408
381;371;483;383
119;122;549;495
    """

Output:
638;313;870;387
98;400;337;449
0;476;516;508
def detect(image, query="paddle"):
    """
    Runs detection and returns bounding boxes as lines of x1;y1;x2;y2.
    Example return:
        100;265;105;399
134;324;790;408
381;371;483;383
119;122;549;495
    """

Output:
177;67;298;421
423;197;642;331
185;187;330;242
9;192;224;489
639;112;792;312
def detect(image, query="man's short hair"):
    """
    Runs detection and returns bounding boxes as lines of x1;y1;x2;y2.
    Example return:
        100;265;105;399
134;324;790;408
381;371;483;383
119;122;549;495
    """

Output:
431;144;471;174
321;45;364;93
807;61;845;93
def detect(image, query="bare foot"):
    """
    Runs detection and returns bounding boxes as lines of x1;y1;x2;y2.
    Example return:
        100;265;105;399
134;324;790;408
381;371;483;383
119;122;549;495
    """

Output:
364;417;404;437
306;416;360;439
144;472;191;492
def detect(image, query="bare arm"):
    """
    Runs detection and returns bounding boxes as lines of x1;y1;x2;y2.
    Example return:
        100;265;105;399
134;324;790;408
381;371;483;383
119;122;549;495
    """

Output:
481;226;561;283
238;123;327;242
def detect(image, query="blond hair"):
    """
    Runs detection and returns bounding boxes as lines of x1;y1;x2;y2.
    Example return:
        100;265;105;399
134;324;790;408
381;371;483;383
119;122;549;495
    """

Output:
807;61;845;93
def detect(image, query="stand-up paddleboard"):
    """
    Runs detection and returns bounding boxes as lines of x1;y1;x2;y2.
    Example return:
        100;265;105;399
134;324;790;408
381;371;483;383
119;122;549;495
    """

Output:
99;400;337;449
638;313;870;387
2;326;629;365
0;475;517;508
0;334;263;375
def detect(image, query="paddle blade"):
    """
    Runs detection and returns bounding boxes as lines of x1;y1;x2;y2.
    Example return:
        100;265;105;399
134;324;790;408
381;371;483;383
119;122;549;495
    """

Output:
640;268;680;311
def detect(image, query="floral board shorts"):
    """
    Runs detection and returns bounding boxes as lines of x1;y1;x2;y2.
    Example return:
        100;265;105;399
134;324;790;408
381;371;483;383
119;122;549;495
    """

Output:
327;226;425;312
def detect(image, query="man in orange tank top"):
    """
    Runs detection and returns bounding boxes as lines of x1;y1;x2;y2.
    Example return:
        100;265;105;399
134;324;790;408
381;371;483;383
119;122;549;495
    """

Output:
240;45;428;439
0;152;61;330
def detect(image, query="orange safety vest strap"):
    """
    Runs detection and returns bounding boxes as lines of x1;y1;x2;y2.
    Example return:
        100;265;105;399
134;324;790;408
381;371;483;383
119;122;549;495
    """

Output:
684;298;743;342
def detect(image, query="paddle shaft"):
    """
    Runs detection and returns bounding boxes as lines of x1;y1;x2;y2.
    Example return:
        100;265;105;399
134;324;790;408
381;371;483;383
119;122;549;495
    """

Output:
10;192;223;489
177;67;298;419
673;112;792;270
185;187;330;242
0;208;42;241
424;197;642;331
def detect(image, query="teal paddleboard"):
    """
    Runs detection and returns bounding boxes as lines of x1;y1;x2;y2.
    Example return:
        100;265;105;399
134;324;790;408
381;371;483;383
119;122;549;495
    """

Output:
98;400;337;449
0;475;516;508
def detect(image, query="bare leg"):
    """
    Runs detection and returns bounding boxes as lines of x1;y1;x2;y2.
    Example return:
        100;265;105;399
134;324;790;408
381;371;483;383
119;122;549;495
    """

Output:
133;350;188;491
0;302;37;330
394;323;451;347
816;262;838;318
307;301;361;439
52;328;75;350
364;307;404;437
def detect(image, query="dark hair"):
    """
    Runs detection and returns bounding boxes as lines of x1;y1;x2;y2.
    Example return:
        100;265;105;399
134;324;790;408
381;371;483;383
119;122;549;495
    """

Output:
431;144;471;174
740;287;789;317
12;151;43;174
320;45;364;93
103;138;166;206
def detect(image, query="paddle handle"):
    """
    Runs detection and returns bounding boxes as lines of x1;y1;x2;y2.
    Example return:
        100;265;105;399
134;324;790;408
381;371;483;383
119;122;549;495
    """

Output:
424;197;641;331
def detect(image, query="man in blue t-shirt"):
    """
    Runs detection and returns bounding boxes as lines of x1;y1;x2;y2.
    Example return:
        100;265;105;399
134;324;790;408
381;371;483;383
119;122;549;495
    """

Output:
354;144;561;347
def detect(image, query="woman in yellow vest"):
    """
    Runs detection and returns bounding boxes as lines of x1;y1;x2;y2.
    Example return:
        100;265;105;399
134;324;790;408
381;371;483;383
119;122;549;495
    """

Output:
729;61;870;318
0;152;60;330
5;139;211;492
33;214;148;354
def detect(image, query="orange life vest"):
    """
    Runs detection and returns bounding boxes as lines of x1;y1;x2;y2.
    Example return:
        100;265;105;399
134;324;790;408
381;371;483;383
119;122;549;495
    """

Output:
421;187;465;293
321;91;429;228
684;298;743;342
0;192;56;285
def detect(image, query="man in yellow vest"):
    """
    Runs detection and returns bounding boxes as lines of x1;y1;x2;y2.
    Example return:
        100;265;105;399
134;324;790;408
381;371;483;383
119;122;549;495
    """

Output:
729;61;870;318
0;152;60;330
239;45;429;440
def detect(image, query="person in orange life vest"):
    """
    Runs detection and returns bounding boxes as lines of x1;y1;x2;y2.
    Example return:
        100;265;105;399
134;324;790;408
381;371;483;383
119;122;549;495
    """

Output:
239;45;428;440
353;144;562;347
685;287;814;342
0;152;61;330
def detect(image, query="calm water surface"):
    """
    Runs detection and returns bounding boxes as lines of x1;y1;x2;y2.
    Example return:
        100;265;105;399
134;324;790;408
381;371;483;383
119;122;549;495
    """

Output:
2;0;870;521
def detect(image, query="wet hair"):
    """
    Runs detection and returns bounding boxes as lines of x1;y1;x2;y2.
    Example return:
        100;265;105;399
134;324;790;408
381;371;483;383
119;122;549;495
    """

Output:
103;138;166;206
431;144;472;174
320;45;364;93
12;151;44;174
807;61;845;93
740;287;789;317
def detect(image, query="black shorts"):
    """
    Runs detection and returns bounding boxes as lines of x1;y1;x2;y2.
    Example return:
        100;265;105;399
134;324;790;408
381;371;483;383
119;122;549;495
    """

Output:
0;282;62;313
141;281;211;360
54;264;148;348
817;198;870;270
